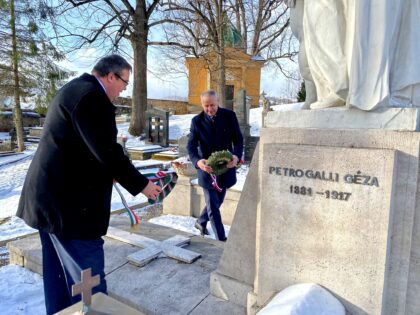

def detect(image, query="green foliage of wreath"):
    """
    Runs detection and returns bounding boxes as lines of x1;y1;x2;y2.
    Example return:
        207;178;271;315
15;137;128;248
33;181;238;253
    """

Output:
206;150;233;176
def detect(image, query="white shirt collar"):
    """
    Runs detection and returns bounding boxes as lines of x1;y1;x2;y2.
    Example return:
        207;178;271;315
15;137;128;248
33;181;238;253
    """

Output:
94;76;107;92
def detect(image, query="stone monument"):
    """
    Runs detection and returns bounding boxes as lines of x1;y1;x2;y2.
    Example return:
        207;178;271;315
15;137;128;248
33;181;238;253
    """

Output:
145;107;169;147
209;4;420;314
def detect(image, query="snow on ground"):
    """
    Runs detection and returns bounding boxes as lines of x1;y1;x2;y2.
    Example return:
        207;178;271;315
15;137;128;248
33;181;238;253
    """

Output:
168;114;195;140
0;132;10;141
0;265;45;315
257;283;345;315
149;214;230;240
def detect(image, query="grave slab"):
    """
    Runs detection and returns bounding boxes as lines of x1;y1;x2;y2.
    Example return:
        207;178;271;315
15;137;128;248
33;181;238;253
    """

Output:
7;221;235;314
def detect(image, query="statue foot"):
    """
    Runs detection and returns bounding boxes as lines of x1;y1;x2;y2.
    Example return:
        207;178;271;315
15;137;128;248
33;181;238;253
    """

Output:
301;101;311;109
310;95;345;109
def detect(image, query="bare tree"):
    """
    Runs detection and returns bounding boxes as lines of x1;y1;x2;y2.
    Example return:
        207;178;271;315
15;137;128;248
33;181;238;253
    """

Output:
153;0;231;107
46;0;168;136
155;0;296;105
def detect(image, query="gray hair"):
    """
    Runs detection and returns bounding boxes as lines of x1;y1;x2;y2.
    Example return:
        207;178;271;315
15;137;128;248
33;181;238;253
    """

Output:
200;89;218;98
92;54;132;77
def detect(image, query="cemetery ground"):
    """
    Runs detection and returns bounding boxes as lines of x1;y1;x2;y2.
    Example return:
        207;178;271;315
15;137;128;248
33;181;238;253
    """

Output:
2;103;331;315
0;104;300;315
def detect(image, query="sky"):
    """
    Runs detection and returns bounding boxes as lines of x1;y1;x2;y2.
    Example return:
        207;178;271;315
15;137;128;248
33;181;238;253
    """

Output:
58;46;301;101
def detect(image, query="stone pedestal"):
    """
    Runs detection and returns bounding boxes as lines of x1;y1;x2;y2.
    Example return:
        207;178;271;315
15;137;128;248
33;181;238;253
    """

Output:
163;175;194;217
162;175;240;226
210;109;420;315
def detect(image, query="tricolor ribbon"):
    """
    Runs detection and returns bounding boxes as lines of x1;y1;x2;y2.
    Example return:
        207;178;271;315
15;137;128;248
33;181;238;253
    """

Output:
114;171;178;226
113;181;139;226
143;171;178;204
210;174;222;192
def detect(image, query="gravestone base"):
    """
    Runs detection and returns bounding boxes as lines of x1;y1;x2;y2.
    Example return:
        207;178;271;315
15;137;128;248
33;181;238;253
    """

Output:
55;292;145;315
266;107;420;131
210;114;420;315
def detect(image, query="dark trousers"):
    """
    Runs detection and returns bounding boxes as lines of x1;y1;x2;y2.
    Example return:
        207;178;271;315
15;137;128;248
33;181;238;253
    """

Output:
39;231;107;315
198;187;227;240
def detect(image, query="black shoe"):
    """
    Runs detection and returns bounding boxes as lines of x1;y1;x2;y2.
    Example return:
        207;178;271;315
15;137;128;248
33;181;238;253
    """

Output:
194;221;209;236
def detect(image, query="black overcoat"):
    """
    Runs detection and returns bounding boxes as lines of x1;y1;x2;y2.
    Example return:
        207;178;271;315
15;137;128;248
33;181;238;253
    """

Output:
187;107;244;190
17;74;148;239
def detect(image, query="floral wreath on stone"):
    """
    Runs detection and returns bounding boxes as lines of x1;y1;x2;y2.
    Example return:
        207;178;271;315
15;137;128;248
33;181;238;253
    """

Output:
206;150;234;176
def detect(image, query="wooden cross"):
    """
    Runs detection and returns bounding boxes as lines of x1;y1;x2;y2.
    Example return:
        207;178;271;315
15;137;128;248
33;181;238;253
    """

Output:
72;268;101;308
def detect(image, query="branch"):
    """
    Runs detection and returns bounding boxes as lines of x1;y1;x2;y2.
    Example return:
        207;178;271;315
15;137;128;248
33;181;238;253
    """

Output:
147;0;161;19
149;41;198;57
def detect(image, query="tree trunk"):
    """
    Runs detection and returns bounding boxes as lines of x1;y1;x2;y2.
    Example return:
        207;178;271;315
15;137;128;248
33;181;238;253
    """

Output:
10;0;25;152
129;17;149;136
216;0;227;109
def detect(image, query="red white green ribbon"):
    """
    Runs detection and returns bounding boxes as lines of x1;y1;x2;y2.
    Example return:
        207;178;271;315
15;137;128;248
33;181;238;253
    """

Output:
143;171;178;204
210;159;243;192
113;181;139;226
114;171;178;226
210;174;222;192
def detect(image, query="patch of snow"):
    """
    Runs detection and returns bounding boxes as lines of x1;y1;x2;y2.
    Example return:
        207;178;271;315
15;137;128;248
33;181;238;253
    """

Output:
0;216;36;244
250;107;263;136
169;114;195;140
230;165;249;191
0;132;10;141
0;149;35;168
0;158;32;218
0;265;45;315
257;283;345;315
272;102;305;111
149;214;230;240
111;182;148;212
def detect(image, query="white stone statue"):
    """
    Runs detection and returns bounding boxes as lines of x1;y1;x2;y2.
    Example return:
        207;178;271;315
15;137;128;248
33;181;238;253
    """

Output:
287;0;317;109
290;0;420;111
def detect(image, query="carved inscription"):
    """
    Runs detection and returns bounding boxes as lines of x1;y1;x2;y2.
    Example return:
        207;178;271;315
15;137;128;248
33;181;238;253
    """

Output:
270;166;379;202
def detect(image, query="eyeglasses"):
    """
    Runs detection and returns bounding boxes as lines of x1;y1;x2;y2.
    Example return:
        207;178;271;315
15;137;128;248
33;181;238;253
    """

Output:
114;73;129;86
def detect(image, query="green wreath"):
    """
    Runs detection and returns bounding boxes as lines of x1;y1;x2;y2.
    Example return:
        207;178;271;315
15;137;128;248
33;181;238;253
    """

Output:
206;150;233;176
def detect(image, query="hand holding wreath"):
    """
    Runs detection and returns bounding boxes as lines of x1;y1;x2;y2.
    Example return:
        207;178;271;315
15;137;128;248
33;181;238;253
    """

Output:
202;150;238;176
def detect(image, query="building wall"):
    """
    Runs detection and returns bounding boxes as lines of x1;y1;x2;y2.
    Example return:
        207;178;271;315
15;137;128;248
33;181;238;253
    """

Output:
186;59;208;107
186;49;264;108
147;99;189;115
115;97;190;115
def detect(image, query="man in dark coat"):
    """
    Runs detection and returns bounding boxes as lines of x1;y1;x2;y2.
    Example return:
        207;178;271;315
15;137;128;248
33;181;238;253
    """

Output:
17;55;162;315
187;90;243;241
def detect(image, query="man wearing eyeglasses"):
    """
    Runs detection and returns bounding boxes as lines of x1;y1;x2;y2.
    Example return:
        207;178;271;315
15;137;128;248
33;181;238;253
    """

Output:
17;54;162;315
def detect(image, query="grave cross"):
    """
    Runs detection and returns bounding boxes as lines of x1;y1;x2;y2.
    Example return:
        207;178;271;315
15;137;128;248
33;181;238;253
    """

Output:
106;227;201;267
72;268;101;312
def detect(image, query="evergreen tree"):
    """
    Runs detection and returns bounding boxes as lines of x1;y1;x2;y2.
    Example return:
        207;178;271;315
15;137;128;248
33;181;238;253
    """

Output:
0;0;71;150
297;81;306;102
